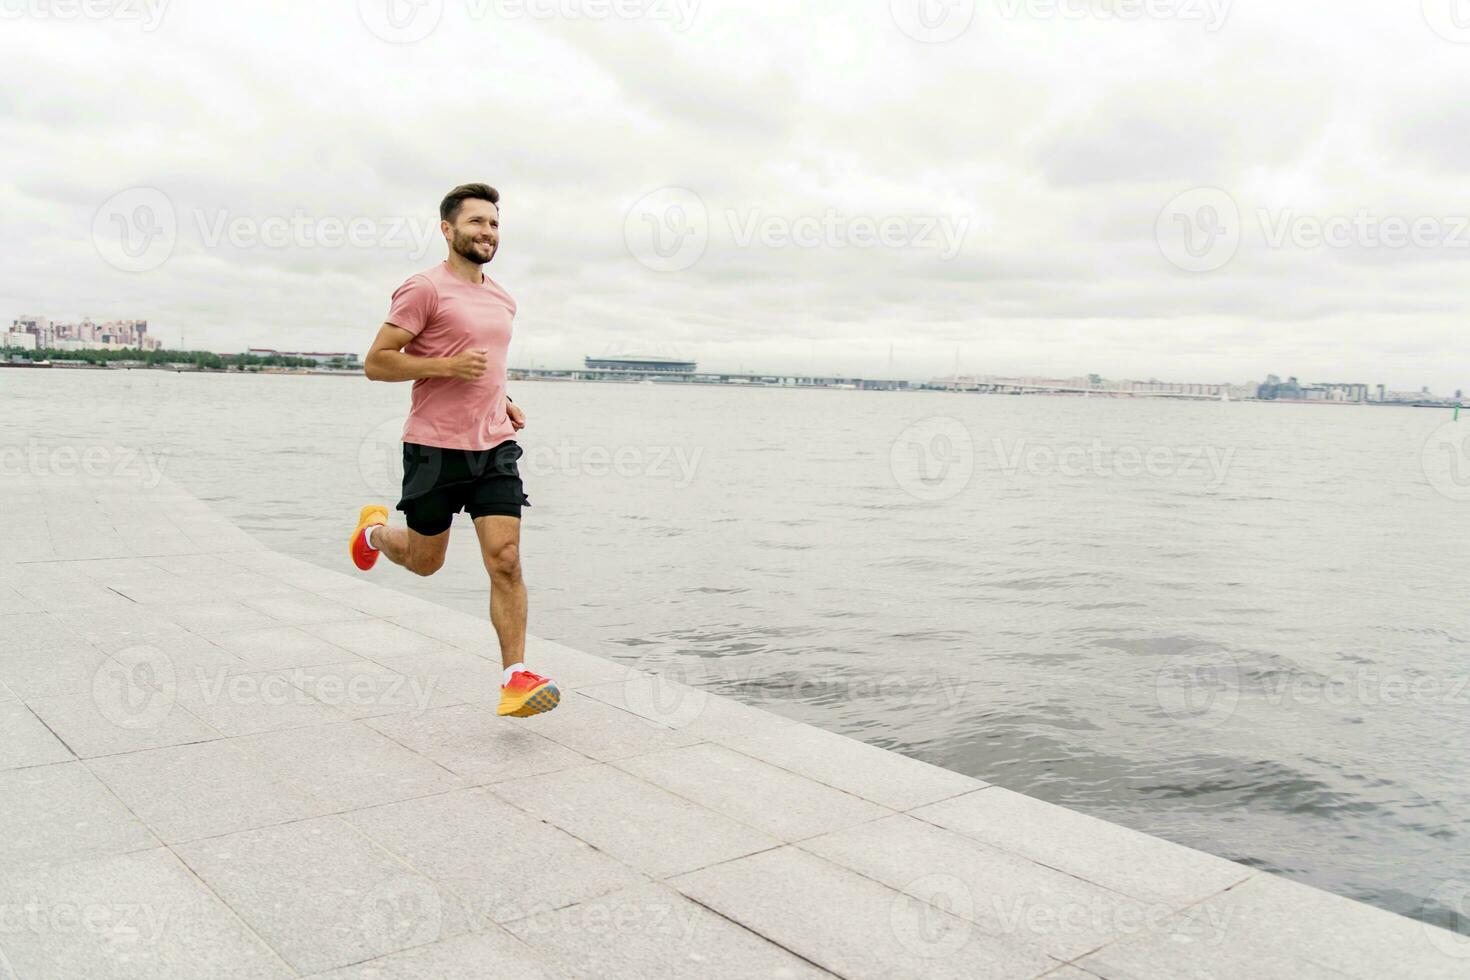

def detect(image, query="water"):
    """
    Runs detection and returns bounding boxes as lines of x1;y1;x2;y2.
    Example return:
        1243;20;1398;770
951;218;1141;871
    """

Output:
3;369;1466;931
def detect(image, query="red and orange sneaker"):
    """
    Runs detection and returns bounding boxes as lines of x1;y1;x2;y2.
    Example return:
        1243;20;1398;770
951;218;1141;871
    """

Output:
497;669;560;717
350;505;389;571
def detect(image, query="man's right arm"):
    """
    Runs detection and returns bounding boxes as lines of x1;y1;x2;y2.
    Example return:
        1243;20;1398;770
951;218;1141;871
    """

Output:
363;323;486;382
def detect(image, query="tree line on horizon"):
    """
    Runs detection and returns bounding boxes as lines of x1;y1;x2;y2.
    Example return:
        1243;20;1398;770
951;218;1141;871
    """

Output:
3;347;341;370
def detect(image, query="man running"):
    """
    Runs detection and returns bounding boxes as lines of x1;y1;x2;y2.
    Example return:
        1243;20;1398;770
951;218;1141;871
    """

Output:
349;182;559;718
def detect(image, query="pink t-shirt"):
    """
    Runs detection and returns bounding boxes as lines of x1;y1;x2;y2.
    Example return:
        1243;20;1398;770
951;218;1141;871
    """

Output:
385;262;517;451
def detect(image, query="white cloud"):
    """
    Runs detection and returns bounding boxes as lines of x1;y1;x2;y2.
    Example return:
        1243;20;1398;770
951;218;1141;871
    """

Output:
0;0;1466;391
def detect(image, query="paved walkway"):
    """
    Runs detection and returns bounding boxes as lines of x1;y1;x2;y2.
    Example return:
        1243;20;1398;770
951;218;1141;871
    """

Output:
0;459;1463;979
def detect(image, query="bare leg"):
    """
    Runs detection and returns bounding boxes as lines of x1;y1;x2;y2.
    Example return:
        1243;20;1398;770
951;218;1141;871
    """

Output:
472;515;526;670
374;524;450;577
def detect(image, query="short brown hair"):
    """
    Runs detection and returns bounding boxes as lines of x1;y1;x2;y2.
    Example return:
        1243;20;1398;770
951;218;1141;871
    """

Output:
440;183;500;223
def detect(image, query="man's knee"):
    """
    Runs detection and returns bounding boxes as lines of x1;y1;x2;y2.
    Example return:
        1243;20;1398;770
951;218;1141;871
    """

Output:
484;541;520;580
406;551;445;577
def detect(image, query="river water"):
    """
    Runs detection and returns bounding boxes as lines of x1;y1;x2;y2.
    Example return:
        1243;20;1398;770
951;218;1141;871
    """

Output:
3;369;1466;932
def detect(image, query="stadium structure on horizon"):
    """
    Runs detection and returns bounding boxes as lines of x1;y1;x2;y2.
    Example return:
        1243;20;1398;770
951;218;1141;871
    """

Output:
583;353;698;375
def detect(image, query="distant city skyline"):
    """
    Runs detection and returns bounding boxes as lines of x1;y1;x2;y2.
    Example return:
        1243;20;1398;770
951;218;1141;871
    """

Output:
6;311;1463;401
6;314;160;353
11;308;1464;395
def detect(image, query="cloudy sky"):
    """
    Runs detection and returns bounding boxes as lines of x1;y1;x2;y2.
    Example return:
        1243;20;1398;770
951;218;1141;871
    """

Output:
3;0;1468;390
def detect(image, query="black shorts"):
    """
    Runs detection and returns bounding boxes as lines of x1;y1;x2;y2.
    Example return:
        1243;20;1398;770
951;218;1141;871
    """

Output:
396;440;531;536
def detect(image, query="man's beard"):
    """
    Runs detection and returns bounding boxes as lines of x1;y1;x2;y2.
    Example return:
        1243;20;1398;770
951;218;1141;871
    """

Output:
451;231;496;265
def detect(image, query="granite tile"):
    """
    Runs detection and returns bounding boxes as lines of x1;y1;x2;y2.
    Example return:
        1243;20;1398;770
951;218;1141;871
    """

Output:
25;690;219;759
0;848;290;979
1077;872;1469;980
206;625;366;671
504;692;702;762
365;703;590;783
617;742;891;843
911;789;1250;908
87;739;335;844
491;764;779;879
671;846;1056;980
801;813;1158;961
343;788;646;923
507;881;835;980
304;930;563;980
0;699;75;770
230;721;462;811
176;816;475;975
0;762;159;872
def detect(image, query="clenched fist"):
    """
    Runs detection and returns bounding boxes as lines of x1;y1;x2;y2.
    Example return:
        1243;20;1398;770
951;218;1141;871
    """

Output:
443;349;488;380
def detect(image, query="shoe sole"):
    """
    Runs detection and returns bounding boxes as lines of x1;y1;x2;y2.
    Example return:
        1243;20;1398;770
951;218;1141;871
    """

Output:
350;506;387;571
500;683;561;718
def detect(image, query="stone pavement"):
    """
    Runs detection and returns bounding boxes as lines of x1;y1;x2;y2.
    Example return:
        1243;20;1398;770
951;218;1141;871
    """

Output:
0;460;1465;979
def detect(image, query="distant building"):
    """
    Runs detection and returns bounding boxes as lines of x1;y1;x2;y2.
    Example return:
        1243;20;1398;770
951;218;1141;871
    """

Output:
2;331;37;351
1381;387;1445;404
934;374;1249;399
247;349;360;367
10;315;159;351
1258;376;1304;400
584;354;697;374
1314;383;1370;403
1258;378;1371;403
1126;379;1234;398
12;315;49;346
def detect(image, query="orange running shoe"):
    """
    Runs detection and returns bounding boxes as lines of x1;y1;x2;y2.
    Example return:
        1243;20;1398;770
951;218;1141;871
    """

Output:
350;505;389;571
498;669;560;717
